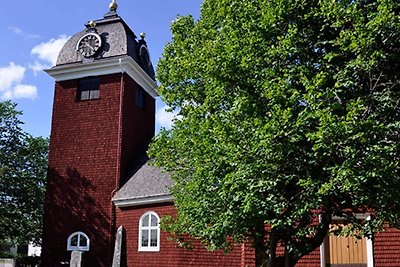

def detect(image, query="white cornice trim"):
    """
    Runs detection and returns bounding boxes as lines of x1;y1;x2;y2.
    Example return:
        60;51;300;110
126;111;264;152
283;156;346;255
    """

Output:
45;56;158;98
113;195;174;208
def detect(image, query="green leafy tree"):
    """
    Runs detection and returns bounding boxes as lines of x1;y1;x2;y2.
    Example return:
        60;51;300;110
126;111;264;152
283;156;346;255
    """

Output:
0;101;48;246
149;0;400;266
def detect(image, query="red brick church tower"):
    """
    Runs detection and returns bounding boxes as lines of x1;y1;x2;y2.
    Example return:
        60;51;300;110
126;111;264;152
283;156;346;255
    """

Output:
41;1;157;266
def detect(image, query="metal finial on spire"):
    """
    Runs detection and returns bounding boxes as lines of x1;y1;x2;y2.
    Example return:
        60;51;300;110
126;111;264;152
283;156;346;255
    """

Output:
109;0;118;12
89;21;97;28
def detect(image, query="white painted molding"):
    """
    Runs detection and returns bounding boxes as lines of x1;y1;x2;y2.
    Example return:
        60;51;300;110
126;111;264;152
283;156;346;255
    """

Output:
138;211;160;252
67;231;90;251
319;215;326;267
45;56;158;99
366;215;374;267
113;195;174;208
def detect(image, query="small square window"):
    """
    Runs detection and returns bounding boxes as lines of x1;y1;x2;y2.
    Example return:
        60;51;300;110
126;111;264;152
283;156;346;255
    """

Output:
135;86;145;109
77;77;100;101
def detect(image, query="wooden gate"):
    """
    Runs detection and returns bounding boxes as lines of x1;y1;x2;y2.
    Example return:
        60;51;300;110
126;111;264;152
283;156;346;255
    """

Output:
325;225;367;267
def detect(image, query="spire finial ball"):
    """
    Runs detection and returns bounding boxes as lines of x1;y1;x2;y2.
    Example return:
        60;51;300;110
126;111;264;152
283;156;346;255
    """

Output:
109;0;118;12
89;21;96;28
140;32;146;39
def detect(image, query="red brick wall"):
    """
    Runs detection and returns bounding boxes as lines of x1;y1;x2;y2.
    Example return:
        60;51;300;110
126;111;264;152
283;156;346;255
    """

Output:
116;203;249;267
42;73;155;267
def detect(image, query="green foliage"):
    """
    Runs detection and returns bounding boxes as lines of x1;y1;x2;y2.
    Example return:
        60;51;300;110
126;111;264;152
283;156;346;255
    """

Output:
0;101;48;246
150;0;400;265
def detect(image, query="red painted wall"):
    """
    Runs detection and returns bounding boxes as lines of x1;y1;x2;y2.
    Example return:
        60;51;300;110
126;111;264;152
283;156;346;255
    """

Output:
296;249;321;267
120;201;400;267
41;70;400;267
297;226;400;267
116;203;253;267
41;73;155;267
373;227;400;267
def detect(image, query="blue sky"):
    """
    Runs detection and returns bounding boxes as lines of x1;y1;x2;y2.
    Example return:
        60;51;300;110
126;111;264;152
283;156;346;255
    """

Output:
0;0;202;137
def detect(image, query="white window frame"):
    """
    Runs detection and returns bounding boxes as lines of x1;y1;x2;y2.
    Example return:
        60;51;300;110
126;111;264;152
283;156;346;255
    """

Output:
320;214;374;267
67;231;90;251
138;211;160;252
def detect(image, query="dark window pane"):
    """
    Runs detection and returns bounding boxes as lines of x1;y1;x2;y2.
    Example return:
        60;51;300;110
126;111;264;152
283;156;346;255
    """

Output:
79;235;87;247
142;214;149;227
70;235;78;246
135;86;145;109
141;230;149;247
150;214;157;226
150;230;157;247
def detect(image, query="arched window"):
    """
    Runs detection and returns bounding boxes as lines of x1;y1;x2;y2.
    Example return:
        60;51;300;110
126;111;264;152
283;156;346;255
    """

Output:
138;211;160;252
67;231;90;251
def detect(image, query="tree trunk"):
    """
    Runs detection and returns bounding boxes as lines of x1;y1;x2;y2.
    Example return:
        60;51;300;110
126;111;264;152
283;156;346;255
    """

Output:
254;220;269;267
254;233;269;266
284;246;296;267
254;226;281;267
255;233;297;267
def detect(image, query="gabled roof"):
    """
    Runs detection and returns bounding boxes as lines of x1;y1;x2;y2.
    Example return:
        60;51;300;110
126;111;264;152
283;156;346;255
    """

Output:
112;163;174;207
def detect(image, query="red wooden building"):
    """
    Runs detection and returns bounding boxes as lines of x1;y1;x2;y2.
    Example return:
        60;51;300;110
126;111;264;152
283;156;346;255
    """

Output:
41;2;400;267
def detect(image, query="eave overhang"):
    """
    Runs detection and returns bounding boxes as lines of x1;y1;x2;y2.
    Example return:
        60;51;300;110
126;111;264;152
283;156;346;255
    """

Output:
113;194;174;208
45;56;158;98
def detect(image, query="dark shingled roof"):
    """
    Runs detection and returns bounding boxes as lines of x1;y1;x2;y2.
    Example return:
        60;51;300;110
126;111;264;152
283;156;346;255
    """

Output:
55;11;155;80
113;163;173;202
56;14;138;66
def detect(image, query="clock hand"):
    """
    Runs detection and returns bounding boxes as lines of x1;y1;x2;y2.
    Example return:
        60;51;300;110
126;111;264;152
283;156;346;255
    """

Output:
84;41;95;51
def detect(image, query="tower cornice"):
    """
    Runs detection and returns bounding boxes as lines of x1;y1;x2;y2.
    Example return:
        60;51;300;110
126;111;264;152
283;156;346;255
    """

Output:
45;56;158;98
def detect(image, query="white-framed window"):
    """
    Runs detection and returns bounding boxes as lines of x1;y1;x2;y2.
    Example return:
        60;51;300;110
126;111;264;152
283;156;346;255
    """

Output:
138;211;160;252
67;231;90;251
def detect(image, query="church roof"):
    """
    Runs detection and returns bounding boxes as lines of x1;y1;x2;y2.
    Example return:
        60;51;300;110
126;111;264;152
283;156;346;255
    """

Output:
57;15;136;65
54;9;155;80
112;163;174;207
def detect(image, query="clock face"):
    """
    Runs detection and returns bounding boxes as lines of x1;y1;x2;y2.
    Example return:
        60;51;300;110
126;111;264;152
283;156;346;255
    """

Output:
76;33;102;58
139;45;155;79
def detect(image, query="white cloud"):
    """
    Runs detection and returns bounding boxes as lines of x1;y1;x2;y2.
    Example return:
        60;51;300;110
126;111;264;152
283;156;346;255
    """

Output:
13;84;38;99
31;35;70;66
0;62;24;89
156;105;179;129
29;61;49;76
0;62;38;100
8;26;40;39
2;91;12;100
8;26;22;35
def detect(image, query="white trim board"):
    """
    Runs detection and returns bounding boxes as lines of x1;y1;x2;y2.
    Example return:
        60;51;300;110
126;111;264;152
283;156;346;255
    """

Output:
113;195;174;208
45;56;158;99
